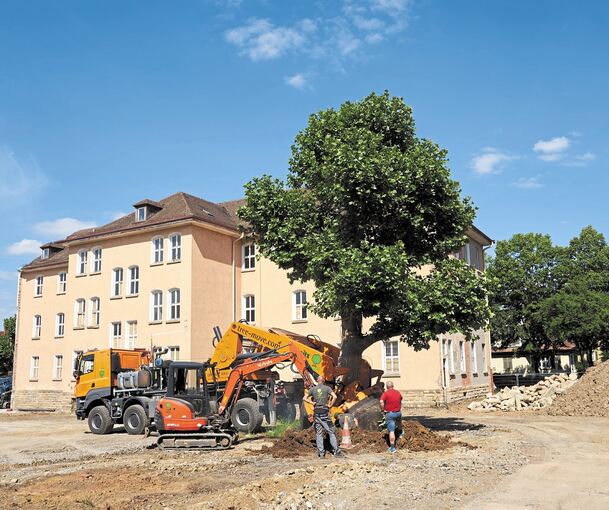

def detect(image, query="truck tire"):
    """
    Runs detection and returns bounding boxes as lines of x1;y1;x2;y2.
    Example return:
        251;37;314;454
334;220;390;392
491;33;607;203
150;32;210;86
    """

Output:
231;398;263;433
88;405;114;435
123;404;148;435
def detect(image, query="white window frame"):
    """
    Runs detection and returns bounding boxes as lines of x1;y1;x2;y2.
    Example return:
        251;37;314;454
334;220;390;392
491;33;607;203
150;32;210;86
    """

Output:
53;354;63;380
111;268;123;297
110;321;122;348
136;206;147;222
35;275;43;296
150;290;163;322
75;299;86;328
168;288;181;321
91;247;102;273
169;346;180;361
382;340;400;376
449;339;455;375
32;315;42;339
242;243;256;271
126;320;138;349
89;297;100;327
57;272;67;294
242;294;255;324
77;250;88;275
459;340;466;373
41;247;49;259
151;237;164;264
292;290;308;322
128;265;139;296
471;340;478;375
55;313;65;338
169;233;182;262
30;356;39;380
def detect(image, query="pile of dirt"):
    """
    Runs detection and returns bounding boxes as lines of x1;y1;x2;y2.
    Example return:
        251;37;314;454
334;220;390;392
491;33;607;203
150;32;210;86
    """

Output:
259;420;464;458
547;360;609;417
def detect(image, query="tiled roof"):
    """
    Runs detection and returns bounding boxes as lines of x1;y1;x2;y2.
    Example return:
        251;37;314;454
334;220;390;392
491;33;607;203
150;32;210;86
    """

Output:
22;192;244;272
492;341;577;354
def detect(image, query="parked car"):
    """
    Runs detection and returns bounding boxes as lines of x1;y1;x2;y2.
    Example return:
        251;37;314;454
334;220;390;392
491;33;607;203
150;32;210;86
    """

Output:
0;376;11;409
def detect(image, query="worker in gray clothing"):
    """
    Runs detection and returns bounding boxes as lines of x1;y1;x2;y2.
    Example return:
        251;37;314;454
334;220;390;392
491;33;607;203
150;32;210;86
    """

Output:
303;375;342;458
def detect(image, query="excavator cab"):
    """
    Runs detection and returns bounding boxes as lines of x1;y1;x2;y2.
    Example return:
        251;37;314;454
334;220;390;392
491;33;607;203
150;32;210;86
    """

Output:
166;361;218;417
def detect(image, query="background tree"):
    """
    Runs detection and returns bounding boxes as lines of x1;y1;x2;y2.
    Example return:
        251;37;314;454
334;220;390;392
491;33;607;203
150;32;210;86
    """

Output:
486;233;561;372
0;316;16;374
239;91;490;377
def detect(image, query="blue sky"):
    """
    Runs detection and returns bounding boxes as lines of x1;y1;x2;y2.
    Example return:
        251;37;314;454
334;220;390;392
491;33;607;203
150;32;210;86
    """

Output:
1;0;608;319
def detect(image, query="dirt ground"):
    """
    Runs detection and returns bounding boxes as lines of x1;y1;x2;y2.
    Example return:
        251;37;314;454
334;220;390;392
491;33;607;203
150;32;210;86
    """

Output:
1;409;608;510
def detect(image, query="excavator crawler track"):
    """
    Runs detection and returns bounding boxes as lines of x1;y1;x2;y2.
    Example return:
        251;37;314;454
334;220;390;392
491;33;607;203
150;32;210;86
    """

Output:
157;431;238;450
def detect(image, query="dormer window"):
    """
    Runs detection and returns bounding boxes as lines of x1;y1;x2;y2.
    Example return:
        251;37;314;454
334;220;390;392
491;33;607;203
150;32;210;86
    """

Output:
41;248;50;259
133;198;163;222
136;207;147;222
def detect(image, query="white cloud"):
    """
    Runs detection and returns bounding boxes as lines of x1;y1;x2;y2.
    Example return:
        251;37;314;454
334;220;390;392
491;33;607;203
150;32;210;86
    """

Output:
533;136;570;161
33;218;96;239
284;73;308;90
109;211;129;221
5;239;42;256
561;152;597;168
512;177;543;189
0;146;47;200
371;0;411;13
225;18;307;61
0;271;17;281
471;148;518;175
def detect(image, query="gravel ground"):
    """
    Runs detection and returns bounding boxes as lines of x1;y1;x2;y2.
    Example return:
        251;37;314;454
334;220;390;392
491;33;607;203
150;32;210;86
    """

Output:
0;410;532;510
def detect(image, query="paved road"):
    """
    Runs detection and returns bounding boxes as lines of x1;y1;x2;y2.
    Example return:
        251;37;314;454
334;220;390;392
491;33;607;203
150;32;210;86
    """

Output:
462;414;609;510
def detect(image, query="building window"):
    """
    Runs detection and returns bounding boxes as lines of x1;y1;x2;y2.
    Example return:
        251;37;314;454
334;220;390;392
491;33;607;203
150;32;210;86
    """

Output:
168;288;181;321
110;321;122;348
75;299;86;328
35;275;43;296
89;297;100;327
91;247;102;273
126;321;138;349
151;290;163;322
56;313;65;338
481;343;487;373
128;266;139;295
471;340;478;374
170;233;181;262
77;250;88;275
53;355;63;380
32;315;42;339
243;295;255;323
112;268;123;297
41;247;49;259
242;243;256;270
30;356;39;380
152;237;164;264
57;272;67;294
136;206;147;222
169;346;180;361
383;340;400;375
293;290;308;321
459;341;466;373
449;339;455;374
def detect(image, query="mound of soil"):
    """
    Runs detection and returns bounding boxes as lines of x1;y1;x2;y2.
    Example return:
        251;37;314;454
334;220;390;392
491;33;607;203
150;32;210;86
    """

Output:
547;360;609;417
259;420;464;458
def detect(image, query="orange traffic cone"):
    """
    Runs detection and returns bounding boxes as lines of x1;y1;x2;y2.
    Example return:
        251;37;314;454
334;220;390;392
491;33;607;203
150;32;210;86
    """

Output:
340;417;354;449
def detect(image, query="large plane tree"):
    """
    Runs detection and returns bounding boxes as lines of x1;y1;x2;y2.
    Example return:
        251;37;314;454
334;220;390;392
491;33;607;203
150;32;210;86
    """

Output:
239;92;490;378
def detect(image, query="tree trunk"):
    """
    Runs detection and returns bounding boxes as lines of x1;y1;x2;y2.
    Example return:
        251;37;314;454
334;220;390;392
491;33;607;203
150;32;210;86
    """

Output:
587;348;594;367
338;311;367;384
550;348;556;370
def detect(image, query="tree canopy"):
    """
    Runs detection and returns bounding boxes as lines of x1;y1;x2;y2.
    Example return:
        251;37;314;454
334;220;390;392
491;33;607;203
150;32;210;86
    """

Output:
0;315;16;374
239;91;490;371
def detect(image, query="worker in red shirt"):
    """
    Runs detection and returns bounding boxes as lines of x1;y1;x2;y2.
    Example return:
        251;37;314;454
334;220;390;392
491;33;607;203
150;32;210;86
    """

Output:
380;380;403;453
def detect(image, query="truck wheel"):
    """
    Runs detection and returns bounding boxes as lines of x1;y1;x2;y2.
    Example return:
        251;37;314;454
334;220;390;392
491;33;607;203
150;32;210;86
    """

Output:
123;405;148;435
88;405;114;435
231;398;263;433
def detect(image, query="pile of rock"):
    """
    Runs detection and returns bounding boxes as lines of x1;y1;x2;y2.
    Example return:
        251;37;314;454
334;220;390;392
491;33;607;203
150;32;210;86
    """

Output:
468;372;578;412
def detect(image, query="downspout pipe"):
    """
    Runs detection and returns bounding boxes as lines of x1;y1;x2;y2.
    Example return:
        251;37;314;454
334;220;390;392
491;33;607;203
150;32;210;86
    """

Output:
232;233;244;322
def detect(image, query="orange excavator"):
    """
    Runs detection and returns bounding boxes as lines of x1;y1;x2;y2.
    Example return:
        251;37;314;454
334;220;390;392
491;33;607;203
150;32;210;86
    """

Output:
155;342;318;449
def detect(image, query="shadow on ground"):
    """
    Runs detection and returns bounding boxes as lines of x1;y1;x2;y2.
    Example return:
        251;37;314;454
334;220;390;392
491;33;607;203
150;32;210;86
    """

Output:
406;415;485;432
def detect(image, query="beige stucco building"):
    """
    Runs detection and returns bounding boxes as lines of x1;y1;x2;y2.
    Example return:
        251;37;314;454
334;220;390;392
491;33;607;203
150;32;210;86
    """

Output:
12;192;493;411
